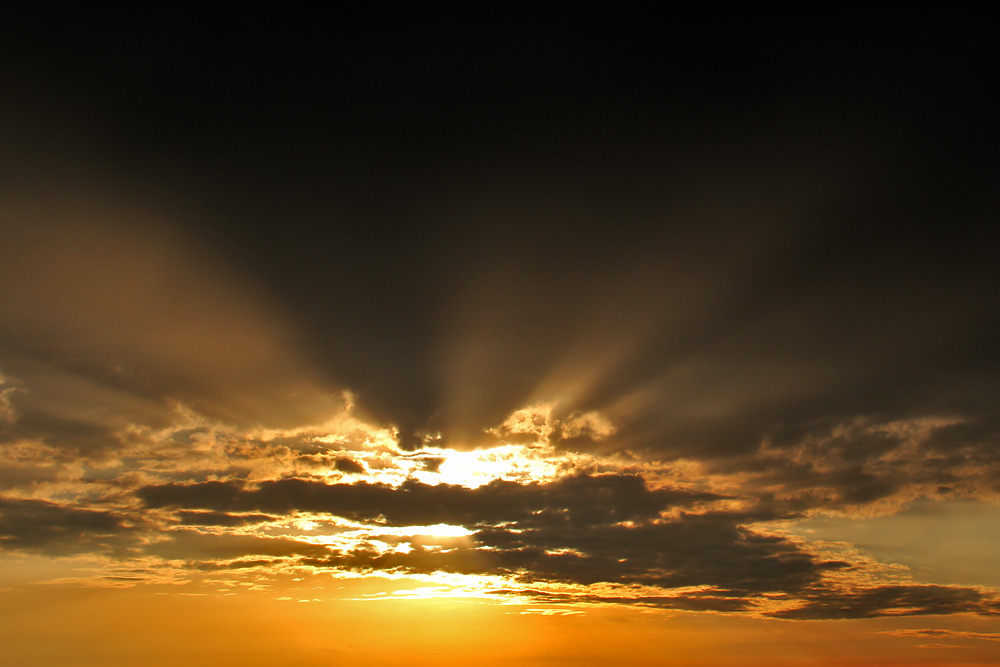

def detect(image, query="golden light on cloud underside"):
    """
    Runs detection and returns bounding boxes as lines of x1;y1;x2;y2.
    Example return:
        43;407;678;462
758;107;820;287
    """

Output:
265;398;625;490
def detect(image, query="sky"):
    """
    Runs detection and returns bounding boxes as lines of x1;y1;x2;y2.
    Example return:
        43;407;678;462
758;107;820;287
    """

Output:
1;8;999;666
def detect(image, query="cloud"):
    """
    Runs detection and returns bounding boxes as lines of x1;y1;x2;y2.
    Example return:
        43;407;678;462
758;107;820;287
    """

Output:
469;512;844;594
770;584;1000;620
0;496;131;555
130;468;1000;620
334;458;366;474
882;629;1000;642
3;378;999;624
0;440;84;491
175;511;275;527
146;529;330;562
137;474;842;602
497;588;753;613
4;408;999;623
0;370;20;422
744;415;1000;515
137;473;722;528
484;402;617;447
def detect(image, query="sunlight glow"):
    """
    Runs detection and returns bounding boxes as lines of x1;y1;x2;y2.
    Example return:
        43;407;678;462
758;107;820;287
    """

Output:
377;523;475;538
417;444;564;488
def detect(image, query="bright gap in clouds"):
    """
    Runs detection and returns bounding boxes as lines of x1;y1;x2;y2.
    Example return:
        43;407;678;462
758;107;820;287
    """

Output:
409;444;567;488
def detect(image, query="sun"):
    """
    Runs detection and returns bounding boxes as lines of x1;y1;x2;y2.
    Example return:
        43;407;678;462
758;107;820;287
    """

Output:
410;444;566;488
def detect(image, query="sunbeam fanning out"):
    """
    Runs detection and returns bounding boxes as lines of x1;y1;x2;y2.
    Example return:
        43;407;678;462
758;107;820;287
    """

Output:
2;7;999;666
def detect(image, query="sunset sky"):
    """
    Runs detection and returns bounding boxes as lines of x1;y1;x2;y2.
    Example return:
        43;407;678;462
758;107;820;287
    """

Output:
2;9;999;666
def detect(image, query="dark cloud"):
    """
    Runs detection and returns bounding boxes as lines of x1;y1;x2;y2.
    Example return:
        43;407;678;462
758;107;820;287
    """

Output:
740;416;1000;513
175;511;275;527
333;458;365;475
471;512;843;594
134;470;1000;620
296;511;841;598
770;585;1000;620
8;481;989;621
289;522;1000;620
884;629;1000;642
140;481;244;512
138;473;721;528
147;529;329;562
0;496;130;555
492;588;752;614
503;584;1000;620
139;474;852;599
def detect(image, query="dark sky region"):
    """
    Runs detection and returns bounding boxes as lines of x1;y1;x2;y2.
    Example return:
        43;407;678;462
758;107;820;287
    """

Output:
1;7;999;666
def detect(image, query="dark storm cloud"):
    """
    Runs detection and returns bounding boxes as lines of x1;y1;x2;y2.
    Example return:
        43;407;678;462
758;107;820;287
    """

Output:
0;496;130;555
